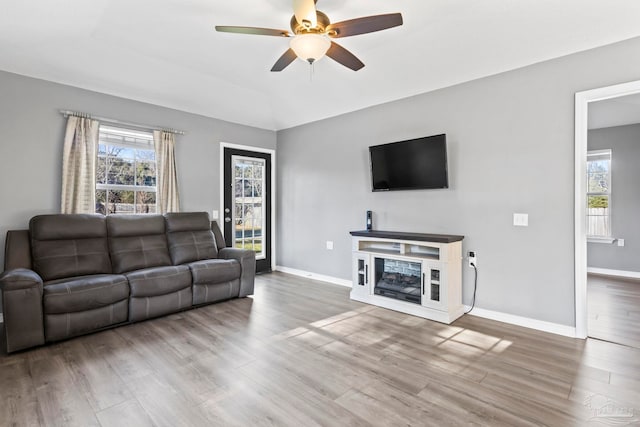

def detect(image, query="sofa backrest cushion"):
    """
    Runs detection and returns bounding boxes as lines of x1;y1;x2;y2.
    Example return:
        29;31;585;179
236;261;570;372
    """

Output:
165;212;218;265
107;215;172;273
30;214;112;281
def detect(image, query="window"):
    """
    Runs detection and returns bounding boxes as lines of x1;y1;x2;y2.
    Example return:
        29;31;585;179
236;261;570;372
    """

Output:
96;126;156;214
586;149;611;237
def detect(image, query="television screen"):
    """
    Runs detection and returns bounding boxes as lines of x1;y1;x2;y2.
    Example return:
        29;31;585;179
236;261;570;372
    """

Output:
369;134;448;191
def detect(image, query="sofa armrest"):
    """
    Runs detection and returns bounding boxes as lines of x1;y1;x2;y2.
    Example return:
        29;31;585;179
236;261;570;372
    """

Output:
4;230;32;270
0;268;45;352
210;220;226;249
218;248;256;297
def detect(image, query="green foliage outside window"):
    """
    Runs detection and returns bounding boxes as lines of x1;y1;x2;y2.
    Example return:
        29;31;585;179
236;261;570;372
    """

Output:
588;195;608;208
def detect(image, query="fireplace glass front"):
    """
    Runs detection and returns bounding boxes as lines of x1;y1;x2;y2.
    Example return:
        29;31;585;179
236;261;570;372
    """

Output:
373;257;422;304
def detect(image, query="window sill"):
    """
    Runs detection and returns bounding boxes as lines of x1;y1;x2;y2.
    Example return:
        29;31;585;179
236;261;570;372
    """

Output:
587;237;616;244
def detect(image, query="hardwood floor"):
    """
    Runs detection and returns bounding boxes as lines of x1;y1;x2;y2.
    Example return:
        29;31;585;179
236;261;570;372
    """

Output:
588;273;640;349
2;272;640;426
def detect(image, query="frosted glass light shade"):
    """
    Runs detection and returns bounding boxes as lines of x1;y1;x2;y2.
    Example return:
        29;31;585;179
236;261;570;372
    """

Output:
290;34;331;64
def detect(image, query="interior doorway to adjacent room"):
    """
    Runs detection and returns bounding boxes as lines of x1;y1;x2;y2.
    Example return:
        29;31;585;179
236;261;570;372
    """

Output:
575;81;640;347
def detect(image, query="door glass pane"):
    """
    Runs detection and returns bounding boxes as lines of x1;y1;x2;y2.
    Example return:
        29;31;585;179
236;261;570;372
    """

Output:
232;155;266;259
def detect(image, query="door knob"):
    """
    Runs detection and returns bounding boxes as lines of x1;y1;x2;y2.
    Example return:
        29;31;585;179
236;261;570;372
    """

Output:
224;208;230;213
224;217;231;223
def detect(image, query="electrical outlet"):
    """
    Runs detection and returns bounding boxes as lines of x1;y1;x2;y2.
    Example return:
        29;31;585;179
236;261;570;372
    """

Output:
326;241;334;250
513;213;529;227
468;251;477;267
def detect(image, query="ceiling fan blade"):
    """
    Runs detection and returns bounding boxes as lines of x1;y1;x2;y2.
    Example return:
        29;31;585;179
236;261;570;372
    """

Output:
326;42;364;71
293;0;317;28
271;49;298;72
215;26;291;37
326;13;403;38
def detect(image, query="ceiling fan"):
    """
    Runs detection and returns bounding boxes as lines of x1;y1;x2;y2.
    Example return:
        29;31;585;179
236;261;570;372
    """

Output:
215;0;403;72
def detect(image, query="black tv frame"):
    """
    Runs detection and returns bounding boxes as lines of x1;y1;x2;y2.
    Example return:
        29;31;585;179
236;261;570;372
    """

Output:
369;134;449;192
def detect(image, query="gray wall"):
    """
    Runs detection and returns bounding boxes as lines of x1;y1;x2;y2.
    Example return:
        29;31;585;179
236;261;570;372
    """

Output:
0;70;276;272
588;123;640;272
277;36;640;327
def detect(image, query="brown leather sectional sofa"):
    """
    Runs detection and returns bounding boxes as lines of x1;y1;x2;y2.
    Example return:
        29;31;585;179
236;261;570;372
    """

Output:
0;212;256;353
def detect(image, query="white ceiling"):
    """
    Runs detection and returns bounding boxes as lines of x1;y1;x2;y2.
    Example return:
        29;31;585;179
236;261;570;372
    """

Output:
2;0;640;131
589;93;640;130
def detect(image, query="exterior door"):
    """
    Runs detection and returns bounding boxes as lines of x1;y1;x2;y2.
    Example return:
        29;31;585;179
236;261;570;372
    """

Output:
223;147;272;273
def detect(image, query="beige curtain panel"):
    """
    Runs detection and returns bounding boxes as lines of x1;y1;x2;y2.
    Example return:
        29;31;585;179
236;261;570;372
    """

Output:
153;130;181;213
60;116;100;214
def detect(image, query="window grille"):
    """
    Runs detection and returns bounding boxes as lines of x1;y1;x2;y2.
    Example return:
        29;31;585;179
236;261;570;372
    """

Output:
95;126;157;215
586;149;611;237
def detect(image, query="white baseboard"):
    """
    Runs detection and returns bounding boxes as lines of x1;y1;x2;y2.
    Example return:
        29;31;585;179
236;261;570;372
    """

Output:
274;266;352;288
273;267;577;338
587;267;640;280
464;306;577;338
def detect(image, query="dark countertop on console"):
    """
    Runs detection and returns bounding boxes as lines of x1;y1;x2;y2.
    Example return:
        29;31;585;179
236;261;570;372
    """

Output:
350;230;464;243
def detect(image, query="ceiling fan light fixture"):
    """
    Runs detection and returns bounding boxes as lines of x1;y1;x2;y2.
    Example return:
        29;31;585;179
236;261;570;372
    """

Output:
290;34;331;64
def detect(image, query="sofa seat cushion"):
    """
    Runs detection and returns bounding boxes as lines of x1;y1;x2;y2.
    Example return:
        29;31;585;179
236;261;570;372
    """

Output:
129;287;192;322
126;265;191;298
45;300;129;342
43;274;129;314
189;259;240;285
192;280;240;305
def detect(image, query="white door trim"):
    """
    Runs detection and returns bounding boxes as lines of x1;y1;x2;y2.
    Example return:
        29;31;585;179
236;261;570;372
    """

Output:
574;79;640;339
220;142;277;271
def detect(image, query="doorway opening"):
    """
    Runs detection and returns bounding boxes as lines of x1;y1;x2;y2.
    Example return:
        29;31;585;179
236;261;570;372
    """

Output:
575;80;640;346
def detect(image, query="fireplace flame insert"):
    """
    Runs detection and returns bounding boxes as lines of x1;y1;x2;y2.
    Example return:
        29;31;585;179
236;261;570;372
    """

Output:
373;257;422;304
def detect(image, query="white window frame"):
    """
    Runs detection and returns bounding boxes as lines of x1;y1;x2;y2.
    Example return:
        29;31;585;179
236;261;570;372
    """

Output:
586;149;612;240
96;125;157;215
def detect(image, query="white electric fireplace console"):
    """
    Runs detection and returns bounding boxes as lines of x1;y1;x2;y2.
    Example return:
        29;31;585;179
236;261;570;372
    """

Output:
350;230;464;324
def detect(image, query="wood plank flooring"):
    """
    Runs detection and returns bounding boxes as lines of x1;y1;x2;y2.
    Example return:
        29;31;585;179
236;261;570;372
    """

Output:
588;273;640;349
1;271;640;426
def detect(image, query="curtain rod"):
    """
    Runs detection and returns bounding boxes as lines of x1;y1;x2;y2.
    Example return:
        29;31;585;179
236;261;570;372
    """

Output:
59;110;185;135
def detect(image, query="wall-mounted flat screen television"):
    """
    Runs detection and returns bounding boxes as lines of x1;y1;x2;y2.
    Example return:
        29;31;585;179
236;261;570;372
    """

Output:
369;134;448;191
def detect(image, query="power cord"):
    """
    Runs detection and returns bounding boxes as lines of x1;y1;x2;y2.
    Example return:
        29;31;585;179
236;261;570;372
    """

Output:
465;262;478;314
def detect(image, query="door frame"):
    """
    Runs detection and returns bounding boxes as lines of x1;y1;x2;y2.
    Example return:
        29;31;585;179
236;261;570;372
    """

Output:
220;142;276;272
574;79;640;338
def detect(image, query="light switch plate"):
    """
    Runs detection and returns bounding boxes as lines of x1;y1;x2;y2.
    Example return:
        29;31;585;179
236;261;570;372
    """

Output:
618;238;625;247
212;210;219;220
513;213;529;227
326;241;334;250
